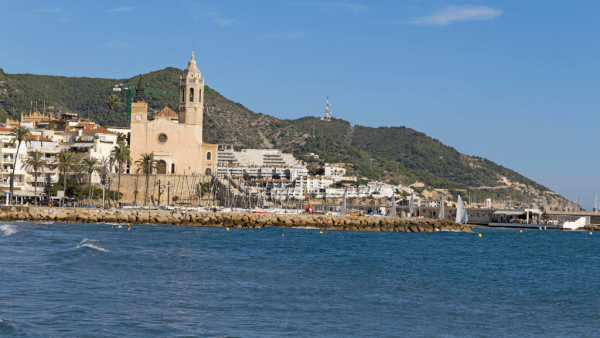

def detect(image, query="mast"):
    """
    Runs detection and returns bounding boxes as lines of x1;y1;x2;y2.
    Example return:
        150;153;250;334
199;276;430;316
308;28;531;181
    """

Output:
324;96;332;121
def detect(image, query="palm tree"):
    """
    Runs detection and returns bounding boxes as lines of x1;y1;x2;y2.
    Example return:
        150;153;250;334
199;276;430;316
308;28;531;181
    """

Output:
116;133;127;145
102;94;122;127
9;126;31;203
22;151;47;206
135;153;157;207
56;149;76;207
81;157;100;206
110;143;132;205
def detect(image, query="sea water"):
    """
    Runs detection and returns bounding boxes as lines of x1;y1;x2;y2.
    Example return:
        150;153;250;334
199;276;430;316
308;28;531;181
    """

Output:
1;222;599;337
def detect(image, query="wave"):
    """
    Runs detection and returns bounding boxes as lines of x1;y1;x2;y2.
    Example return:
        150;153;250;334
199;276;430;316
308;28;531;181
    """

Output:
292;226;319;230
0;318;16;335
75;239;108;252
1;224;18;236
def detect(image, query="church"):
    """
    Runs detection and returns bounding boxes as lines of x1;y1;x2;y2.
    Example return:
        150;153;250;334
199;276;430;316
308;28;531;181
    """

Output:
130;52;217;176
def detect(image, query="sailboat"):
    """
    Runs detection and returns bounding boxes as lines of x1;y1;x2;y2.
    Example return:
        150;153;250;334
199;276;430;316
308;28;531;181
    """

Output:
390;194;396;217
408;192;414;217
456;195;468;224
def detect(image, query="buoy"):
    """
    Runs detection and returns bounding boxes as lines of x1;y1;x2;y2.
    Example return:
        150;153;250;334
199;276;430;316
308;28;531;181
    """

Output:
478;233;482;237
520;230;522;233
282;234;285;236
590;232;593;235
320;231;323;234
226;227;229;231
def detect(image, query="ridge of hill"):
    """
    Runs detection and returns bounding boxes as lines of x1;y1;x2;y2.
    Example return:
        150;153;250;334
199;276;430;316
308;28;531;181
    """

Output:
0;67;574;210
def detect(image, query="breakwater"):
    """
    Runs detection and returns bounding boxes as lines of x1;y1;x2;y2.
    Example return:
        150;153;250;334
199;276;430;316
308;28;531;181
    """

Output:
0;206;472;233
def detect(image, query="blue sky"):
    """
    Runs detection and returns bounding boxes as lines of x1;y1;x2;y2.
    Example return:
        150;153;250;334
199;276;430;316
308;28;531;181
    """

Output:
1;1;599;209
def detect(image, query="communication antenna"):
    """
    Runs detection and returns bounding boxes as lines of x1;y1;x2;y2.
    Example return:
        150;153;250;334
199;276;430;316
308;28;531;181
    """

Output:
317;106;319;118
324;96;332;121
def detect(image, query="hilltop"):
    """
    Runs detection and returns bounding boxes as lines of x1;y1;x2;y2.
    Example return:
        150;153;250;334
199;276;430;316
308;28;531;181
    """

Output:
0;67;574;209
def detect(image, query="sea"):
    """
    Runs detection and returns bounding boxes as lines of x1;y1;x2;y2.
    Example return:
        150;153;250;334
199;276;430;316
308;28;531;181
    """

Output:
1;222;599;337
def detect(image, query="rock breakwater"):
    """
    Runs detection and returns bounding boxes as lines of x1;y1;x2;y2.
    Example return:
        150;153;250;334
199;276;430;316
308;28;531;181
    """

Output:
0;207;472;233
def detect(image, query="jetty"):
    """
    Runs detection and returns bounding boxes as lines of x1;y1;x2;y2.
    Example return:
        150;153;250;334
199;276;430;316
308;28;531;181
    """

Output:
0;207;472;233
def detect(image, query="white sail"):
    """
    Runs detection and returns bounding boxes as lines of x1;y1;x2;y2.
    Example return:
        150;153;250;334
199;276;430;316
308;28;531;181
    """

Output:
438;194;444;220
409;192;414;217
390;194;396;217
456;195;468;224
340;189;347;215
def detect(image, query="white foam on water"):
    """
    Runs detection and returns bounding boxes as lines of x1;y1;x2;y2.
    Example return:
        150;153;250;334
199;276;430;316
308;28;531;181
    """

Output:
0;224;18;236
100;222;122;226
292;226;319;230
75;239;108;252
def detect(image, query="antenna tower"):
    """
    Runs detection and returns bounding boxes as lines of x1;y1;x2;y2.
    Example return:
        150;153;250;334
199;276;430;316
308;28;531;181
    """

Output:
324;96;332;121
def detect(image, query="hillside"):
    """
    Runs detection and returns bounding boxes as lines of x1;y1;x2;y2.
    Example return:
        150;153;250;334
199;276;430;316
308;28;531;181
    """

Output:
0;67;573;210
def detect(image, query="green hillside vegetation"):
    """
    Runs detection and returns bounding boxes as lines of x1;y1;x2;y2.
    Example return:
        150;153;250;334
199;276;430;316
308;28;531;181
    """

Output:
289;117;549;192
0;67;565;207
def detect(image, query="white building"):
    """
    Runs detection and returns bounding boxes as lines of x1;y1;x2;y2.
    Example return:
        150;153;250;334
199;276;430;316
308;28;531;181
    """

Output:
217;163;308;180
217;146;302;167
323;163;346;178
58;127;119;183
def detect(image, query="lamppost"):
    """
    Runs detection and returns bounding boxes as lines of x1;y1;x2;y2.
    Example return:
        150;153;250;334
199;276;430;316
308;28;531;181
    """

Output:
154;179;165;206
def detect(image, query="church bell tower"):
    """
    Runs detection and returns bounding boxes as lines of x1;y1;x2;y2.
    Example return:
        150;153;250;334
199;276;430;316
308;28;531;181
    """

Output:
178;51;205;125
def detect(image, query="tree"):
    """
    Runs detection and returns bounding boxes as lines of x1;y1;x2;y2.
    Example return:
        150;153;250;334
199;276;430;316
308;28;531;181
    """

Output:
56;149;76;206
22;151;47;206
116;132;127;145
102;94;122;127
110;143;132;205
135;153;157;207
81;157;100;206
9;126;31;202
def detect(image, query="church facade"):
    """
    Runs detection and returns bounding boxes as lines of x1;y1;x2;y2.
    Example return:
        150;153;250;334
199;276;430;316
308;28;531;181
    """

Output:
130;52;217;176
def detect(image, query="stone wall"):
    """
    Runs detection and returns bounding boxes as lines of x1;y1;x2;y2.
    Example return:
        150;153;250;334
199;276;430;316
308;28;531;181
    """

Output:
0;206;472;233
106;173;213;206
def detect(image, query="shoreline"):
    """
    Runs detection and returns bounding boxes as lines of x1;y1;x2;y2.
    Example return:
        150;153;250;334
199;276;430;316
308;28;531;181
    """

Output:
0;206;472;233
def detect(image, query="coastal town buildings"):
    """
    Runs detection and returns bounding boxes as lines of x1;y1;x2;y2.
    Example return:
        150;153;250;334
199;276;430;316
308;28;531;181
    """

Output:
217;146;302;167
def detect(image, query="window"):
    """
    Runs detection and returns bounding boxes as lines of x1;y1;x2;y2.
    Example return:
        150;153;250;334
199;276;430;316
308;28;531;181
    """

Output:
171;163;175;173
157;160;167;175
158;133;167;143
181;88;185;102
190;88;194;102
206;151;212;161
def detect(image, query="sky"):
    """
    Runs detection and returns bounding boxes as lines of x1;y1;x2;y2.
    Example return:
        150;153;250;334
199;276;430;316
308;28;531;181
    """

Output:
1;0;599;209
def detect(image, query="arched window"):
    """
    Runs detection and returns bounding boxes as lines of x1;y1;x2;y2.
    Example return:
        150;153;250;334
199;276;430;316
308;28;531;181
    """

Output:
206;151;212;161
205;168;212;176
171;163;175;174
181;88;185;102
157;160;167;175
199;89;202;102
190;88;194;102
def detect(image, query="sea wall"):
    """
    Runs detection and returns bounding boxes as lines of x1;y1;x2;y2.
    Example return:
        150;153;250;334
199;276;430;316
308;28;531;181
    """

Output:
0;206;472;233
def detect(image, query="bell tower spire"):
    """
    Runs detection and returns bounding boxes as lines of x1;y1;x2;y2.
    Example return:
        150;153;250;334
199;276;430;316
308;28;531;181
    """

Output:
178;50;204;125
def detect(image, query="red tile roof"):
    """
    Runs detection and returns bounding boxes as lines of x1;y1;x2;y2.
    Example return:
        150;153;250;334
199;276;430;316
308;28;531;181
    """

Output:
152;107;178;120
81;127;115;135
26;135;51;141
